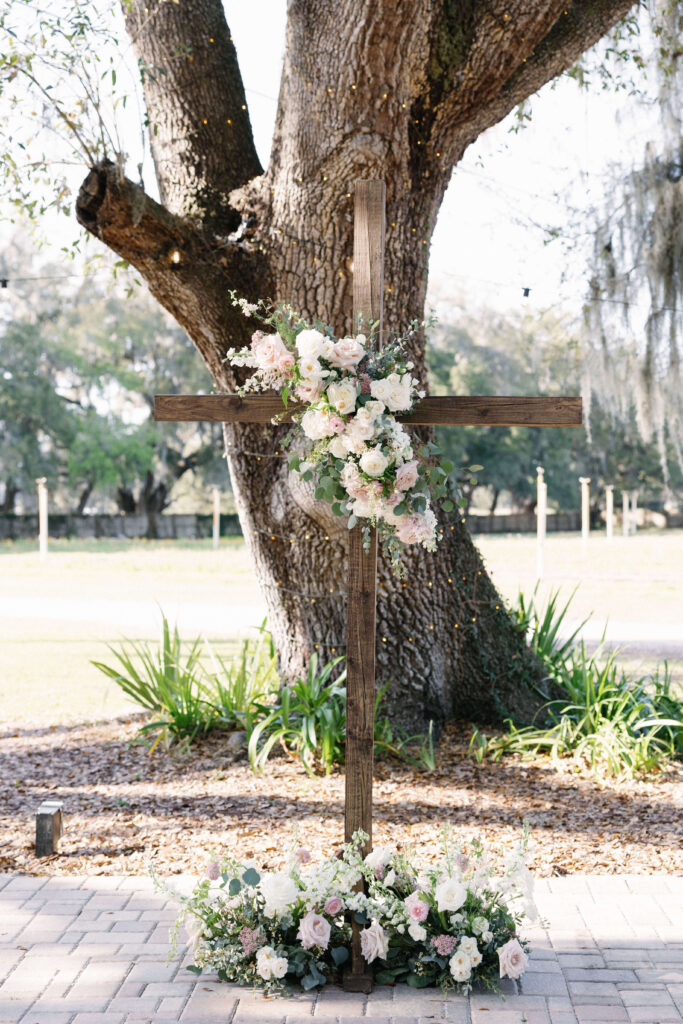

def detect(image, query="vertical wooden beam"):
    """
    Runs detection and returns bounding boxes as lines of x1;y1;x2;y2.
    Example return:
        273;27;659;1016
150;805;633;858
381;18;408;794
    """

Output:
343;180;384;993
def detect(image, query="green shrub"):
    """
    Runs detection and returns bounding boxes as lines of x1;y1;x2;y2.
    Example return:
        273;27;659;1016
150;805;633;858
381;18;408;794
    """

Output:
471;591;682;778
91;614;216;745
205;620;279;728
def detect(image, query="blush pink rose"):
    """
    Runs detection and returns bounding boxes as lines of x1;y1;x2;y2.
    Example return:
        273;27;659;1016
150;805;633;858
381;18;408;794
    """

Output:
497;938;529;979
277;351;295;376
251;331;292;374
330;336;366;371
324;896;344;916
297;911;331;950
295;379;324;403
405;891;429;922
395;460;419;491
395;513;431;545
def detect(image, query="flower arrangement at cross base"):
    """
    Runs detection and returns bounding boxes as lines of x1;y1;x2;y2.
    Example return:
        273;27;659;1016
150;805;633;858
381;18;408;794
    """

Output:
155;828;534;995
225;295;460;575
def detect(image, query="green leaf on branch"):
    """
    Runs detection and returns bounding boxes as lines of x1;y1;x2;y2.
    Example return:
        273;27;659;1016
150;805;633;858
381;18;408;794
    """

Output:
331;946;349;967
228;878;241;896
442;499;454;511
242;867;260;885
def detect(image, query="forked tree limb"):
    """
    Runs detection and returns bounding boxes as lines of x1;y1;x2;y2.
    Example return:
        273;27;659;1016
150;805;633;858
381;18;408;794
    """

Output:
76;161;265;383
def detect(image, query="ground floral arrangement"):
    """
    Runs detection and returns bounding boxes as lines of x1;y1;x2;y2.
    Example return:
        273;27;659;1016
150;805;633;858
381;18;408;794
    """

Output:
225;296;474;574
155;829;534;995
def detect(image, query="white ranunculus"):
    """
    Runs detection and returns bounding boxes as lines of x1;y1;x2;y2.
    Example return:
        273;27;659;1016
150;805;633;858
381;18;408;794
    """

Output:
360;919;389;964
434;877;467;913
328;435;348;459
297;911;331;951
359;447;388;478
408;922;427;941
449;949;472;983
259;872;298;918
369;372;412;411
296;328;329;360
327;379;357;415
460;936;479;963
497;938;529;980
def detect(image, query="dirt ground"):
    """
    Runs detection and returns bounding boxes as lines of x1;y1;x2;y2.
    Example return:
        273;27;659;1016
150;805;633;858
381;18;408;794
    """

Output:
4;714;681;879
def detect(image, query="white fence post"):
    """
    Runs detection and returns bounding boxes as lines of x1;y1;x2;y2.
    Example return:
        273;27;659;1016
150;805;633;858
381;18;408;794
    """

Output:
579;476;590;548
536;466;546;579
605;485;614;542
36;477;48;561
622;491;630;537
212;487;220;549
631;490;638;534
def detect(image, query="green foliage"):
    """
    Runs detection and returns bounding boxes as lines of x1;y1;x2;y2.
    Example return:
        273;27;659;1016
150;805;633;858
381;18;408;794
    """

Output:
471;591;683;777
246;654;348;775
205;621;279;728
91;614;214;744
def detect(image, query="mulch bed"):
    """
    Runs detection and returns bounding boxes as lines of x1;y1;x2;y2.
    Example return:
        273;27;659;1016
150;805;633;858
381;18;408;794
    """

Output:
3;715;682;877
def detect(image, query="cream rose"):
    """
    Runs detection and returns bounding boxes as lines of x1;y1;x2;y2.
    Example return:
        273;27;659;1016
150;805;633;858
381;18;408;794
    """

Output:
434;876;467;913
328;435;348;460
259;872;298;918
408;922;427;941
327;379;357;415
359;447;388;478
296;328;333;360
298;356;324;381
330;335;366;370
297;911;331;950
497;938;529;980
301;409;336;441
360;919;389;964
251;332;292;373
295;379;324;403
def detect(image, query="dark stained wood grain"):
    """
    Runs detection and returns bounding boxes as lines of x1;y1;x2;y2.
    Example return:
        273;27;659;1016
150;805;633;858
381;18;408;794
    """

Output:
353;180;386;347
155;393;582;427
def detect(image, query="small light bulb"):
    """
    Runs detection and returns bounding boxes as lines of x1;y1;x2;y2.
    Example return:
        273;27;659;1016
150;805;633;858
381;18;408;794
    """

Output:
169;249;181;264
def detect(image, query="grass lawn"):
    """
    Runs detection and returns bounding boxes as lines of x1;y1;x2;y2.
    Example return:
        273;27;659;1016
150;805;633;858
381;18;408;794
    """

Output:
1;531;681;727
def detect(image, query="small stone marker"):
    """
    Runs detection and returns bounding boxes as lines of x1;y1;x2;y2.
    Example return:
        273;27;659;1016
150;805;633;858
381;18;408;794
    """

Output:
35;800;64;857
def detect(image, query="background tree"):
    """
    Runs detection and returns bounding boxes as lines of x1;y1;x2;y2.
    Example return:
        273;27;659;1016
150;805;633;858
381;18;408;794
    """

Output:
1;0;640;729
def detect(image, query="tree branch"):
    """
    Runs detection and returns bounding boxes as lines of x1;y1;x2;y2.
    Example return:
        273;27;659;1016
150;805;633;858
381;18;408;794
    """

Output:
76;161;266;384
432;0;638;161
123;0;263;233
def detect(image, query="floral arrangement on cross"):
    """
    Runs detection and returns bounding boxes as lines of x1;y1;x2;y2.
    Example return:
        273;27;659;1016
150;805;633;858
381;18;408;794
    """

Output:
225;294;459;574
155;827;534;995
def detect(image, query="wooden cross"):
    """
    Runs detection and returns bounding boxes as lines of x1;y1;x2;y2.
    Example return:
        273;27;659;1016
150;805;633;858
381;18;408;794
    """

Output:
154;180;581;990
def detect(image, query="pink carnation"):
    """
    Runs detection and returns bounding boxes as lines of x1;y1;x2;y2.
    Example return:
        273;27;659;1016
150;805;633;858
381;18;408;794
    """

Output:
395;460;418;491
205;860;220;881
329;415;345;434
431;934;458;956
324;896;344;916
405;891;429;922
295;847;311;864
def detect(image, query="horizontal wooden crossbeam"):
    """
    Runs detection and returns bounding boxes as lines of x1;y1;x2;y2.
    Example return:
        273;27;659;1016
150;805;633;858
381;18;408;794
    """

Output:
154;394;582;427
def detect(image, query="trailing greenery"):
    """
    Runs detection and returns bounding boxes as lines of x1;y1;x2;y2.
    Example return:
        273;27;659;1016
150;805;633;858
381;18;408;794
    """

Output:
470;589;682;777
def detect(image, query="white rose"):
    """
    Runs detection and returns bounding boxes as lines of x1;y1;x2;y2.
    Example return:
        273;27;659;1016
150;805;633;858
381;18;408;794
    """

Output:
472;916;488;935
259;872;298;918
460;936;480;966
327;379;357;415
359;448;388;478
408;923;427;941
497;938;529;980
256;945;275;979
296;328;329;360
328;435;347;459
297;911;331;951
482;930;494;944
449;949;472;983
342;433;367;456
330;335;366;370
298;356;324;381
370;372;412;412
270;955;288;979
359;919;389;964
301;409;335;440
434;877;467;913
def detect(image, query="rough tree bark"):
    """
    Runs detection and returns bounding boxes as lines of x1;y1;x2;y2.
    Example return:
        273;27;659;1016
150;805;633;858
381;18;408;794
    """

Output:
75;0;635;731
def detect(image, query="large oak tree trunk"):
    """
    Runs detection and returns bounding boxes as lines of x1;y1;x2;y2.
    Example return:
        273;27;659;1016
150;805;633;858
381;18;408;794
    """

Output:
76;0;635;731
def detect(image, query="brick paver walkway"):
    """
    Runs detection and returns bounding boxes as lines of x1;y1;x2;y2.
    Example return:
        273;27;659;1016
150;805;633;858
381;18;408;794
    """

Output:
1;874;681;1024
